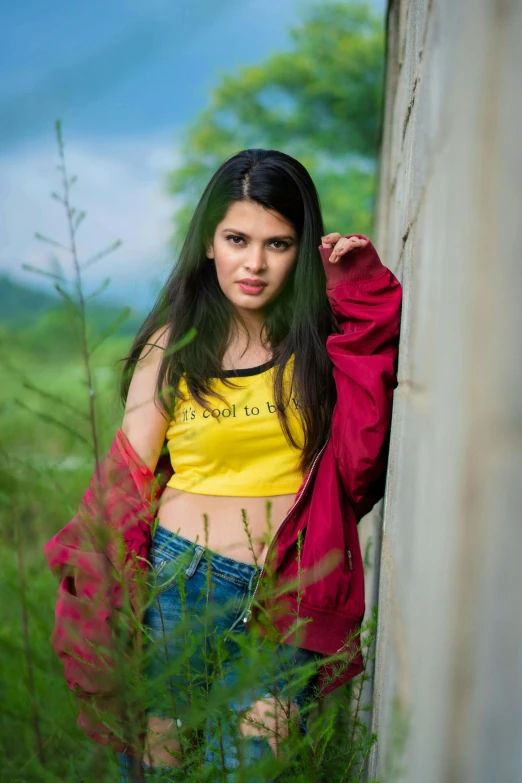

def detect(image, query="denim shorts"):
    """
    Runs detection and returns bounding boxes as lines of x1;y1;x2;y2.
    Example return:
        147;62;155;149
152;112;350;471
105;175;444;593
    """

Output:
118;523;322;781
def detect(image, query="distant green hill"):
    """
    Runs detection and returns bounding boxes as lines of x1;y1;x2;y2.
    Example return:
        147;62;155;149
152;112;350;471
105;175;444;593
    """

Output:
0;274;144;337
0;275;60;328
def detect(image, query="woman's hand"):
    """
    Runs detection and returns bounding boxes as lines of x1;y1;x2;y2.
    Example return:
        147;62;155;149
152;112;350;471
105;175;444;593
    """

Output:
321;233;369;264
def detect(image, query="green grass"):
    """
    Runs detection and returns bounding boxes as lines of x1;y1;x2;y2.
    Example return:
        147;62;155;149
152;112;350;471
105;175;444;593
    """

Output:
0;542;119;782
0;327;125;779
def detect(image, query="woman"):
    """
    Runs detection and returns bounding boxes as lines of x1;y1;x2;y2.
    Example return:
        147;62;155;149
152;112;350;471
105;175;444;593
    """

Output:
44;147;403;781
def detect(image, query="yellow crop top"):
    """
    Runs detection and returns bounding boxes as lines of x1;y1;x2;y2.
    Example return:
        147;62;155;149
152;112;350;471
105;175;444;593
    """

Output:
165;354;306;496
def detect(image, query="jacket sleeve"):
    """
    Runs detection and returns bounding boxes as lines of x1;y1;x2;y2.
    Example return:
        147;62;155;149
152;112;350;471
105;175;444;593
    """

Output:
41;429;171;748
319;234;403;523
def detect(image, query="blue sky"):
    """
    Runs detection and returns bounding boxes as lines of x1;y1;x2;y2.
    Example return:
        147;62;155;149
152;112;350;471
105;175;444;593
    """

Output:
1;0;386;310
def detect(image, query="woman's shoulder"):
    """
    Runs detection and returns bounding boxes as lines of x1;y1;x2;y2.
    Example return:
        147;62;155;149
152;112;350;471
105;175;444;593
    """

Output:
148;325;171;350
137;324;171;363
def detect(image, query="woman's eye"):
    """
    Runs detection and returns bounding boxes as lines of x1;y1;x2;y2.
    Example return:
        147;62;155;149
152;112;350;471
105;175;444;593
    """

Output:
225;235;290;250
226;235;244;245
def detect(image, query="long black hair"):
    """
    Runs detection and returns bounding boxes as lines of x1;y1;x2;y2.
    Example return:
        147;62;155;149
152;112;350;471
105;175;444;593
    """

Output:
120;148;340;475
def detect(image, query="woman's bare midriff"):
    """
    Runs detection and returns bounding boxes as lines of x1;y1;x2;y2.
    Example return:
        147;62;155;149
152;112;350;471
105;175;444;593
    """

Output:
156;486;298;566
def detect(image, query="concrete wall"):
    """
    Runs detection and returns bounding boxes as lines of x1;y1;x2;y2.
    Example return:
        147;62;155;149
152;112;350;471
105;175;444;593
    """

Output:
365;1;522;781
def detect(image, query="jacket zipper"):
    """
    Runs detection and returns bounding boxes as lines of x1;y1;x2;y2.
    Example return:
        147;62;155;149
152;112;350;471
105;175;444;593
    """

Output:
242;437;330;625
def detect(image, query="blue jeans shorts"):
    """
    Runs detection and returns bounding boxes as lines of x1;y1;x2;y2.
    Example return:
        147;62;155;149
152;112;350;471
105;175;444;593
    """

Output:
118;523;322;781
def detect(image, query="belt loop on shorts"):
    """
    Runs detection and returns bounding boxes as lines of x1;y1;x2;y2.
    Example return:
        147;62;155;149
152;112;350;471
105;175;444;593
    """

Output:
184;545;205;578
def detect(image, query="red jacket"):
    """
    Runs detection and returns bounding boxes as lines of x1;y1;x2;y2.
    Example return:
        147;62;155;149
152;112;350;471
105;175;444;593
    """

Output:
43;234;402;751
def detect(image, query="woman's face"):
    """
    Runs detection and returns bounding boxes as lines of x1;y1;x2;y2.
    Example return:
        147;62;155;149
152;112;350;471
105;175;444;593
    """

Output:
206;200;299;326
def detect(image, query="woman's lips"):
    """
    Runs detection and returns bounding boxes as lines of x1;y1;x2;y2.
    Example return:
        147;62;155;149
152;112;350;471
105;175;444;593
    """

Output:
237;282;267;295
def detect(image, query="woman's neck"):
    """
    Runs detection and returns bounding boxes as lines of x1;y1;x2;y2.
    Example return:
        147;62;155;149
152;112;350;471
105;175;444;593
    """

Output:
222;332;272;372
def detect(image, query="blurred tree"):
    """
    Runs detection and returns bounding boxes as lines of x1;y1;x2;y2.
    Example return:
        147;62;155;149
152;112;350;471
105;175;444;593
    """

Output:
166;0;384;248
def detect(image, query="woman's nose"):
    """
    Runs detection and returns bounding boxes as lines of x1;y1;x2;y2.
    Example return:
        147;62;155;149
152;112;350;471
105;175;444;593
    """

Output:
245;248;267;271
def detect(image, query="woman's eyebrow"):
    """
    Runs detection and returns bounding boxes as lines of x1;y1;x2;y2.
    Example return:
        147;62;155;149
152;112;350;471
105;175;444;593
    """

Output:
221;227;295;241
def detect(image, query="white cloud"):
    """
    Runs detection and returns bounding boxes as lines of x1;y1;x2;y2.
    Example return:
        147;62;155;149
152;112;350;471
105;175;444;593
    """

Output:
0;129;183;310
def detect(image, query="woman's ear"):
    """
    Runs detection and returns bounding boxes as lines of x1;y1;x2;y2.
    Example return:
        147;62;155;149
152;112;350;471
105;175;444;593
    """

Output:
205;241;214;259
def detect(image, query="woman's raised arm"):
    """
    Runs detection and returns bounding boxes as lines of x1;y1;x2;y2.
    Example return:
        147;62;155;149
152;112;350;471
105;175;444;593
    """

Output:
319;235;403;522
121;326;171;474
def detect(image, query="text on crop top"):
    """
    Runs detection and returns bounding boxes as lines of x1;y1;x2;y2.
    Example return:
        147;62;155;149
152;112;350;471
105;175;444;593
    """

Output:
165;354;306;496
